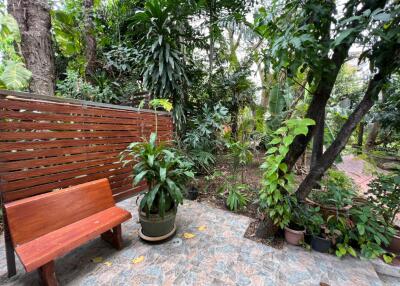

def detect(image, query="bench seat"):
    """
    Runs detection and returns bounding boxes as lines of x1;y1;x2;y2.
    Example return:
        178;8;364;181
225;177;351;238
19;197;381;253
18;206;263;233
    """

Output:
4;178;132;285
16;206;131;272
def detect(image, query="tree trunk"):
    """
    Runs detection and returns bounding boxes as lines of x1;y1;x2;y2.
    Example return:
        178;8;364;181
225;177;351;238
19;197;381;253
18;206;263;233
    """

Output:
310;111;325;169
8;0;55;96
258;63;269;108
296;73;385;200
208;0;215;78
84;0;97;79
357;122;364;147
231;94;239;139
365;122;380;150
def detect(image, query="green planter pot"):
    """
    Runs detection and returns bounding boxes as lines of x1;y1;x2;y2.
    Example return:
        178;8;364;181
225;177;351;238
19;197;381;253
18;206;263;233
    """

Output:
139;206;177;239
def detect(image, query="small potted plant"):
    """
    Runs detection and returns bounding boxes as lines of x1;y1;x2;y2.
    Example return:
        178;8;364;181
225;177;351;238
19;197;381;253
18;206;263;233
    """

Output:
284;202;309;246
121;133;194;241
311;226;333;253
366;173;400;254
300;207;331;252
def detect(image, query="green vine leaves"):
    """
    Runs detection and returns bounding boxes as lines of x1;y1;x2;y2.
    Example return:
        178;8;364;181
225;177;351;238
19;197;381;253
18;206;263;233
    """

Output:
259;118;315;229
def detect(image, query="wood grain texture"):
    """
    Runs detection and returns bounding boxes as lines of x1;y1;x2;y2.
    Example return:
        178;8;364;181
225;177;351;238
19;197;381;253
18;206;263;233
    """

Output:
0;94;173;203
15;206;131;272
4;178;116;245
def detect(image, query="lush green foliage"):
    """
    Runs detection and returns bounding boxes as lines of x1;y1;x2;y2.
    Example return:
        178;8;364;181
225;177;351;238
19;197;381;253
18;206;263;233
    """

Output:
0;12;31;90
57;70;118;103
310;169;357;209
366;173;400;225
182;103;229;174
121;133;194;217
259;118;315;228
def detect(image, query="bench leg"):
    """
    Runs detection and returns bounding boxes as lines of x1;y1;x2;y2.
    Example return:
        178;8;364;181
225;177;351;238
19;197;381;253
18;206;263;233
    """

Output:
101;225;123;250
3;207;17;277
39;261;58;286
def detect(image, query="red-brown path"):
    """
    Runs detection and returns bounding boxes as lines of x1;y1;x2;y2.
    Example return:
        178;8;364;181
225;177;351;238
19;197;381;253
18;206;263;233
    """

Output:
337;154;376;195
337;154;399;225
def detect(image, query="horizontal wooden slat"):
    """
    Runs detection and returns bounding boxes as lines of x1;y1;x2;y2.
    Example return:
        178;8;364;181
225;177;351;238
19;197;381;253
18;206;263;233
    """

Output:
1;164;131;192
0;130;171;141
0;150;121;172
0;138;133;152
0;157;120;181
3;168;133;201
0;143;129;161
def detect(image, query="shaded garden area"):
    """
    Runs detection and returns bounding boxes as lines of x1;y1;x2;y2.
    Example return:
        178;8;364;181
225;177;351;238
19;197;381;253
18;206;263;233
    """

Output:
1;0;400;285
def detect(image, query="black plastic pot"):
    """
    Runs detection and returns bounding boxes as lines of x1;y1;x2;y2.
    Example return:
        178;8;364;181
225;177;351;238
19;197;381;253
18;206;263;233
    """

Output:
311;236;331;253
186;186;199;200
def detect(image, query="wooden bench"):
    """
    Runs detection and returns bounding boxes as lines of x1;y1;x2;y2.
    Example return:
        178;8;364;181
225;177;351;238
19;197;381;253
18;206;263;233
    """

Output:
4;178;132;286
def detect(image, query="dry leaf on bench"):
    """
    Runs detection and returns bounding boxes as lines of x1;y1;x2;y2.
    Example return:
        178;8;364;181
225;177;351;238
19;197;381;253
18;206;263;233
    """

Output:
197;226;206;231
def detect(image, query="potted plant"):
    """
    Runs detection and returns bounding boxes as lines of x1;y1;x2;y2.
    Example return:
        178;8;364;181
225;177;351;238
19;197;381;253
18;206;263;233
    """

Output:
310;226;333;253
366;173;400;254
284;202;310;246
300;206;331;252
121;132;194;241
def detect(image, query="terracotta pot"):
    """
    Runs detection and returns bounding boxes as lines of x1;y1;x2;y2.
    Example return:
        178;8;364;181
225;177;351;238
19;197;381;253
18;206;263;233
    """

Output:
387;230;400;254
285;226;305;246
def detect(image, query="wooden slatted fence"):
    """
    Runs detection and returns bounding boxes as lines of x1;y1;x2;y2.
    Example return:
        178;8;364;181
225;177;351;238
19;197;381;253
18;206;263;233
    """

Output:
0;90;173;203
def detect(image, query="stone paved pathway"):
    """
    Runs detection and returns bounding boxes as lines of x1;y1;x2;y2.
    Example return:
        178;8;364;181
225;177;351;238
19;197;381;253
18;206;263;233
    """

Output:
0;197;392;286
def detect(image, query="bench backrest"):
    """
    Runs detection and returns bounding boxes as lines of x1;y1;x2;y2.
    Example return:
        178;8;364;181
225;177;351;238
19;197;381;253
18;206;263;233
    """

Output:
4;178;115;246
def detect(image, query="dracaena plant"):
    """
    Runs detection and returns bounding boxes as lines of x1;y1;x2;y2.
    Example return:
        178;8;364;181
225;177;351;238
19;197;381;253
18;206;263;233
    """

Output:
121;133;194;217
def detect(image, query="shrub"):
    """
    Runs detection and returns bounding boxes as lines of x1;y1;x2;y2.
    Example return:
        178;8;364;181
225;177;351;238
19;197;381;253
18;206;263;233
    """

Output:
366;173;400;225
310;169;357;209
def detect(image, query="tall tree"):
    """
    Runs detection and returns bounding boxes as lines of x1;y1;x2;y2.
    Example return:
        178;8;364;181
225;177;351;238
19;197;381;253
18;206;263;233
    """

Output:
84;0;97;79
254;0;400;237
7;0;55;96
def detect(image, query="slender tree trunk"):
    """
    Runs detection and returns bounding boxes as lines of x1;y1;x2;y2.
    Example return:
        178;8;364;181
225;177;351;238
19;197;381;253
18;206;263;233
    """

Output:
258;63;269;108
8;0;55;96
365;122;380;150
208;0;215;78
84;0;97;79
296;73;385;200
357;122;364;147
231;94;239;139
311;111;325;169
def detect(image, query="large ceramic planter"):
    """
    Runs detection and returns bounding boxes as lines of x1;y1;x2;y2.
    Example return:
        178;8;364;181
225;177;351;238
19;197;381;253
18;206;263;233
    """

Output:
139;206;177;241
311;236;331;253
387;230;400;254
285;226;305;246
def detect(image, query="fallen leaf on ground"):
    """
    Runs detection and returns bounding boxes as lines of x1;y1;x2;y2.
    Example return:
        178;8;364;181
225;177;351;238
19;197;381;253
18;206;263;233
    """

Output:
183;232;196;239
104;261;112;267
197;226;207;231
91;257;103;263
132;256;145;264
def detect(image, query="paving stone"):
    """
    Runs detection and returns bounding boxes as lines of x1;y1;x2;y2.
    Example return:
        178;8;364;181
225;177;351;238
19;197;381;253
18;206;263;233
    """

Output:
0;198;390;285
